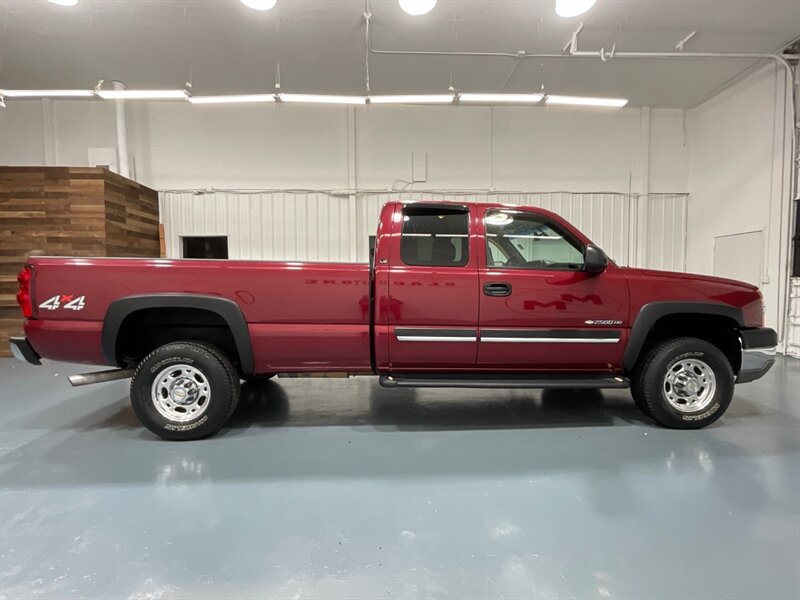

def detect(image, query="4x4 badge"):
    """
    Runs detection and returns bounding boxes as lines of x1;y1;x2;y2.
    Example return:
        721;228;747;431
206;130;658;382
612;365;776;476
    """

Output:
39;294;86;311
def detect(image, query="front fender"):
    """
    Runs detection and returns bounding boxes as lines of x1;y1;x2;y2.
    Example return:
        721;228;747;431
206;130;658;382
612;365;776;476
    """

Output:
623;301;744;372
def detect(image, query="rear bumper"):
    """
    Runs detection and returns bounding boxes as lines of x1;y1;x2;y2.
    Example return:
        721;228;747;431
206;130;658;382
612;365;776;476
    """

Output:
9;337;41;366
737;327;777;384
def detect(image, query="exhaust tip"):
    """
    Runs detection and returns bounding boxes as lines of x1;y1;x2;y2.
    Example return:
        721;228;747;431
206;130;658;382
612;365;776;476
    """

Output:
68;368;134;387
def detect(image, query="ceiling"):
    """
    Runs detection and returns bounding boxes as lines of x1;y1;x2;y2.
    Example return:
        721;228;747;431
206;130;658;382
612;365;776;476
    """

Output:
0;0;798;108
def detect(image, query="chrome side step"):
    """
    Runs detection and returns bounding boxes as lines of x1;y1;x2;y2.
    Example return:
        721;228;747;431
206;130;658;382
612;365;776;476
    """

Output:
68;368;135;387
379;373;629;390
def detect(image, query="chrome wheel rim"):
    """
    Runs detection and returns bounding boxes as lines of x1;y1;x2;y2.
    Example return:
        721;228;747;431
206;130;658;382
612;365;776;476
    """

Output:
151;364;211;423
663;358;717;413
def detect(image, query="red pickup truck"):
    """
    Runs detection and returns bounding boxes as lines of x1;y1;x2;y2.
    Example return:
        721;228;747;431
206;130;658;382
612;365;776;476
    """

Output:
11;201;777;439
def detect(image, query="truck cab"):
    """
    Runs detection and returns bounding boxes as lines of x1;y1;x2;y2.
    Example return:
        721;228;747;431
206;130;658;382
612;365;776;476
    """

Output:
373;201;627;373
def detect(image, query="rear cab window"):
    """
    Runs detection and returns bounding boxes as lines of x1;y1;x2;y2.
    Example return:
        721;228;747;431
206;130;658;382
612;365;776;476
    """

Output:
400;205;470;267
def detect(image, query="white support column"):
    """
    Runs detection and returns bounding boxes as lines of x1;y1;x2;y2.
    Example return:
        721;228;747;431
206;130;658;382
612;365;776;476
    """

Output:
634;106;652;267
346;106;358;191
42;99;56;166
346;106;359;261
113;81;131;178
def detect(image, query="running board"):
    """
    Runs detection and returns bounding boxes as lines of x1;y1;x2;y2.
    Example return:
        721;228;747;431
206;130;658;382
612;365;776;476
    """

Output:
379;373;629;390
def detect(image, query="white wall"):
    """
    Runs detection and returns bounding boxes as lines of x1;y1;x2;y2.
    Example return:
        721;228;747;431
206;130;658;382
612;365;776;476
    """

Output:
686;62;793;335
127;103;351;190
1;100;690;195
51;102;118;167
160;190;688;272
0;102;45;165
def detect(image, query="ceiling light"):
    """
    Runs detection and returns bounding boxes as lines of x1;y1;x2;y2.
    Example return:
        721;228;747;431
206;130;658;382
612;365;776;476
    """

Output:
96;89;188;100
399;0;437;16
1;89;94;98
279;93;366;105
546;95;628;107
240;0;277;10
369;94;453;104
48;0;78;6
188;94;276;104
555;0;597;18
459;93;544;103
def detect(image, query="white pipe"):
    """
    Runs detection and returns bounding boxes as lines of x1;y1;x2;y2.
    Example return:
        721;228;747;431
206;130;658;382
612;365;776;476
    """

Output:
675;31;697;52
113;80;130;178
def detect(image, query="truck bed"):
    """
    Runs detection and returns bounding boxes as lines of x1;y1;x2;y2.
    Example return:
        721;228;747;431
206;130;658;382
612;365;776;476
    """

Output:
25;257;372;372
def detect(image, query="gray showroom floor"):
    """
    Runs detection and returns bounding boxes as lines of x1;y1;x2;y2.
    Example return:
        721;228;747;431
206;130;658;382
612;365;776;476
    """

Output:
1;357;798;600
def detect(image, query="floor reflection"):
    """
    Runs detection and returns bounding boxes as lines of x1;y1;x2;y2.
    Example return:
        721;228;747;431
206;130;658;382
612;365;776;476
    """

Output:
225;378;644;431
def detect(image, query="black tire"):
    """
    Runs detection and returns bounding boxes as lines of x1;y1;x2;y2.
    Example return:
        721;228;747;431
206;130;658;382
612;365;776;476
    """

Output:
630;367;655;419
130;341;240;440
631;337;734;429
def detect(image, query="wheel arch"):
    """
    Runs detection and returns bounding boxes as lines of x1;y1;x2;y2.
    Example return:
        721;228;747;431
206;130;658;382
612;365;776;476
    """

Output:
623;302;744;373
102;294;254;374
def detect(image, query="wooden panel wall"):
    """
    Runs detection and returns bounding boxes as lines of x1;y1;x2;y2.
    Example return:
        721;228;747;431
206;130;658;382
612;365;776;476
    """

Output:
0;167;159;357
103;170;160;257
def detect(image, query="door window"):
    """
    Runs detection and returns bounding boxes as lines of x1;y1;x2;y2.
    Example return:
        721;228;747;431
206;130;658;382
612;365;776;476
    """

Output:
400;205;469;267
485;210;583;270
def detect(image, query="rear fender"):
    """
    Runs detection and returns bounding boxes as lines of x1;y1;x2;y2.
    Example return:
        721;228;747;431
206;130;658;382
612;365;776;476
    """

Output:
102;294;254;374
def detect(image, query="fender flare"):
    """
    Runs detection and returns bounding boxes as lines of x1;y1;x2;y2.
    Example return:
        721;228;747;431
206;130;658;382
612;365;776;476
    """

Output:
102;294;254;374
623;301;744;372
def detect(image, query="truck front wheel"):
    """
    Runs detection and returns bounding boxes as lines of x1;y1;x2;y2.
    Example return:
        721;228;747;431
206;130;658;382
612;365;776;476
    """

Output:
130;341;241;440
631;337;734;429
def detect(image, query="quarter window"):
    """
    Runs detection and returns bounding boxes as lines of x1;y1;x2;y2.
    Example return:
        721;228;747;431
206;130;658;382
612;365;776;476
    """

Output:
485;210;584;270
400;205;469;267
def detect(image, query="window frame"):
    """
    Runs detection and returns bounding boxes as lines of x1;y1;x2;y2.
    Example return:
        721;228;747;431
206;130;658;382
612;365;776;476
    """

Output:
483;208;586;272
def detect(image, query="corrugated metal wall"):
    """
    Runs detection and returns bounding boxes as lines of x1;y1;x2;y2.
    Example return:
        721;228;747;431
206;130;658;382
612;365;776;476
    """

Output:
160;191;688;271
788;278;800;357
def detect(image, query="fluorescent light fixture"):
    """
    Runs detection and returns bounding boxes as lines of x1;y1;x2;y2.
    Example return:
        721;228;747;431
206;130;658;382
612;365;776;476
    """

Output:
188;94;276;105
2;89;94;98
555;0;597;18
459;93;544;103
96;89;188;100
240;0;277;9
279;93;366;105
546;95;628;107
369;94;453;104
399;0;437;15
48;0;78;6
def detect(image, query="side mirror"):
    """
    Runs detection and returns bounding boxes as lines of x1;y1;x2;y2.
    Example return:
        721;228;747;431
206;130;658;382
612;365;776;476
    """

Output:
584;243;608;273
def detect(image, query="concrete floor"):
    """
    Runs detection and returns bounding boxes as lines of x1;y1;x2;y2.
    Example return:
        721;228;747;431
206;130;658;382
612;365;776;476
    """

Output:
0;357;798;600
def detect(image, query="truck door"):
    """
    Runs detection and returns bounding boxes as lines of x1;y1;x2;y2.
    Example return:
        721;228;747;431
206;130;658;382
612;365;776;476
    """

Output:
385;203;479;369
477;207;629;371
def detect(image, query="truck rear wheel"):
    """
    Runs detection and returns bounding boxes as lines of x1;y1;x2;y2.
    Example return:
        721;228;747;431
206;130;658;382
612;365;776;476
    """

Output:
631;337;734;429
130;341;240;440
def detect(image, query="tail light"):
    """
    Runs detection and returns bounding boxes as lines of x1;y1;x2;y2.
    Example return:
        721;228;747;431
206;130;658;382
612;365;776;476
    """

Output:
16;266;33;318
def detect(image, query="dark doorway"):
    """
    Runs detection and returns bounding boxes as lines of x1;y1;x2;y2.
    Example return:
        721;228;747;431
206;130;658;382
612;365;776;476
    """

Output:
182;236;229;259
